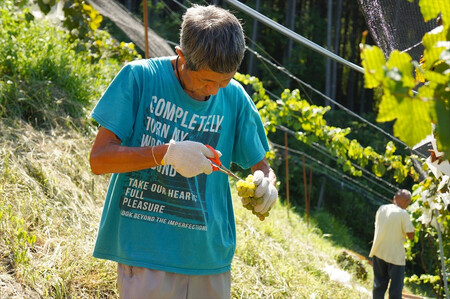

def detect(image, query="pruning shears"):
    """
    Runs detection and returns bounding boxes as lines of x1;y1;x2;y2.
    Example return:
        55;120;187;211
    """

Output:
206;145;242;180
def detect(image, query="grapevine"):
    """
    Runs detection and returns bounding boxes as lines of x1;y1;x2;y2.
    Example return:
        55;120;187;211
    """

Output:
234;73;420;184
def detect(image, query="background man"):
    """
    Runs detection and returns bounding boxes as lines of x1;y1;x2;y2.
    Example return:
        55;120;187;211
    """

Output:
369;189;415;299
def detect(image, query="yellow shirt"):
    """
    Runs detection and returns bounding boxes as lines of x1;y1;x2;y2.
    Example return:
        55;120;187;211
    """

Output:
369;204;414;266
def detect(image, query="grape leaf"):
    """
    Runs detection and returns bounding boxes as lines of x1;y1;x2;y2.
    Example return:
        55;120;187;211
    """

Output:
385;141;397;157
423;30;447;67
361;45;385;88
372;161;386;177
392;98;433;147
435;98;450;158
377;93;401;122
424;70;448;84
386;51;415;88
419;0;450;24
348;139;363;160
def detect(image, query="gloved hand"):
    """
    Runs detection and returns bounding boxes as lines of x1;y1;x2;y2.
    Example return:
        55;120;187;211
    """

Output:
162;140;216;178
252;170;278;214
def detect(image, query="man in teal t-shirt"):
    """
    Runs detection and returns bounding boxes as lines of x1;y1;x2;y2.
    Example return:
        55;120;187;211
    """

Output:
89;5;278;298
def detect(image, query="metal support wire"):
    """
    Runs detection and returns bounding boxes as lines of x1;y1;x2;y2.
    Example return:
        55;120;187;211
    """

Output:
271;142;391;203
276;125;399;194
223;0;365;74
288;150;387;205
245;46;426;159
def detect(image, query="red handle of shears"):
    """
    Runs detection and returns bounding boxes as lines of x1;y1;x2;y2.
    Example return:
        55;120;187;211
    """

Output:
205;145;221;171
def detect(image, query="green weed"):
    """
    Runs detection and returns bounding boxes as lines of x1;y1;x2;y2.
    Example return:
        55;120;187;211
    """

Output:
0;5;119;130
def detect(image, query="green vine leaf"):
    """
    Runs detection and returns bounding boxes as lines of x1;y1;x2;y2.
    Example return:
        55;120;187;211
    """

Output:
386;51;415;89
372;161;386;177
376;93;401;122
435;98;450;155
392;98;434;147
360;45;385;88
419;0;450;24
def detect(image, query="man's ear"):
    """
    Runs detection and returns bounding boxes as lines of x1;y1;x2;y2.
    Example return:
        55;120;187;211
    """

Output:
175;46;184;59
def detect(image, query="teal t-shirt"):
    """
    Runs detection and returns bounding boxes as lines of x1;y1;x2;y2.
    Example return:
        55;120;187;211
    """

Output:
90;57;269;275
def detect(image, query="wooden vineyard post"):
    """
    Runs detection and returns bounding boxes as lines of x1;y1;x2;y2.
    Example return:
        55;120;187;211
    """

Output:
302;156;308;225
284;132;290;217
143;0;149;58
302;156;313;226
307;162;313;224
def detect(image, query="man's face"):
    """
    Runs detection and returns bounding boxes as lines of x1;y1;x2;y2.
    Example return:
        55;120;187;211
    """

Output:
183;68;236;98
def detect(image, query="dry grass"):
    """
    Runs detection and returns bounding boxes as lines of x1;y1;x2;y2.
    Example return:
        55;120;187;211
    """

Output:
0;119;115;298
0;118;373;298
232;195;373;298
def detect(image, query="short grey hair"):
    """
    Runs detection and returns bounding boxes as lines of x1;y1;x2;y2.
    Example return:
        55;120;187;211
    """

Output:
179;5;246;73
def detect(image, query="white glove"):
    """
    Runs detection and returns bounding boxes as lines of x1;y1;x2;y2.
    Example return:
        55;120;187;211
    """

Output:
162;140;216;178
252;170;278;214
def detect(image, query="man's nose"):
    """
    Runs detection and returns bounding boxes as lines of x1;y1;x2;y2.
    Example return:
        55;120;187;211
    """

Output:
206;83;220;95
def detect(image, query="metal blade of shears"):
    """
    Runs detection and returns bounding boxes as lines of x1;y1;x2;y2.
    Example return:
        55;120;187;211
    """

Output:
205;144;243;181
210;162;243;181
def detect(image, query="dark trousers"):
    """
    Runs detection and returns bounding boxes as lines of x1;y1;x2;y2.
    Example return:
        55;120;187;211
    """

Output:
372;255;405;299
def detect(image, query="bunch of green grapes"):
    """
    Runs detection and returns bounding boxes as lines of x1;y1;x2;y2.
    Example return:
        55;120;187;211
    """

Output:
236;173;269;221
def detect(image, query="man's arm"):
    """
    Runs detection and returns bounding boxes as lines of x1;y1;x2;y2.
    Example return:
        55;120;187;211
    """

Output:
406;231;414;240
251;158;277;185
89;127;167;175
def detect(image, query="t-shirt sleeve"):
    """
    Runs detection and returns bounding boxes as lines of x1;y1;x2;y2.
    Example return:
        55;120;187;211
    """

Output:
90;63;140;143
232;86;269;169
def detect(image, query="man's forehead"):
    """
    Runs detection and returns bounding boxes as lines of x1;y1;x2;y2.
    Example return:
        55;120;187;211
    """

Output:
190;68;236;81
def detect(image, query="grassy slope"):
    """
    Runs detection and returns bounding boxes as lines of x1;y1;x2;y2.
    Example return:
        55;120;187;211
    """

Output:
0;118;374;298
